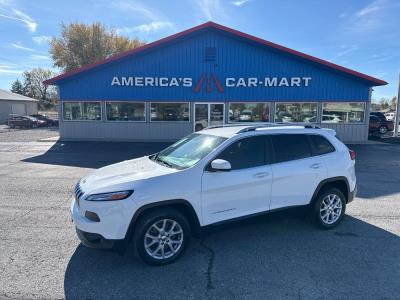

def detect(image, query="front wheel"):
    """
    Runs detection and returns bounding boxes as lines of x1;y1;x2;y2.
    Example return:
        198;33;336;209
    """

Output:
134;208;190;265
313;188;346;229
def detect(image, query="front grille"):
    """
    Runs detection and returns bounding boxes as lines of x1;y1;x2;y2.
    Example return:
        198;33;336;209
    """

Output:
74;182;83;206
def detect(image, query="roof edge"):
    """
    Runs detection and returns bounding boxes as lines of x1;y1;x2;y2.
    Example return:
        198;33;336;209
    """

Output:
44;21;388;86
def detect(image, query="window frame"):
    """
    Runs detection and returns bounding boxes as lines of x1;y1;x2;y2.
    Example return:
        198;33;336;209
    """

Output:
269;133;314;164
62;101;103;122
205;135;272;172
307;134;336;157
321;102;366;124
227;102;271;124
149;102;191;123
274;102;318;123
105;101;146;123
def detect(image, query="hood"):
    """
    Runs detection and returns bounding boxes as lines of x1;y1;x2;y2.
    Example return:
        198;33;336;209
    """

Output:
80;156;177;194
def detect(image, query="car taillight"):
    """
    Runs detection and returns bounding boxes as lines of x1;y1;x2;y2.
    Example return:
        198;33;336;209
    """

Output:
349;149;356;160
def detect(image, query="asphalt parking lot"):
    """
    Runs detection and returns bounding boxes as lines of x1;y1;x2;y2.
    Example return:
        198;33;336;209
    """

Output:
0;129;400;299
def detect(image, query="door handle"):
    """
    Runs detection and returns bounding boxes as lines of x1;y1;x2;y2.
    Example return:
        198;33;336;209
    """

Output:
310;163;322;169
254;172;270;178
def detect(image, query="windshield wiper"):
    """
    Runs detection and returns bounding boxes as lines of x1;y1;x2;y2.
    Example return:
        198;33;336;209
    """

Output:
153;154;173;168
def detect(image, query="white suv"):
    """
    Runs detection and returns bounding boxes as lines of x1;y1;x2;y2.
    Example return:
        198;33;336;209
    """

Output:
71;124;357;265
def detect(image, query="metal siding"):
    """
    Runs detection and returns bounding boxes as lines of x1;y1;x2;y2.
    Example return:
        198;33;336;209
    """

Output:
58;30;370;102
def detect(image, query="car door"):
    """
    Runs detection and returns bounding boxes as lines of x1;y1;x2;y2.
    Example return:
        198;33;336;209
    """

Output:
269;134;327;210
201;135;272;225
369;116;381;132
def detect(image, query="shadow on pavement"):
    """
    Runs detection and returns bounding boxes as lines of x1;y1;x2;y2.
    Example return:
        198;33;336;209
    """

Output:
64;211;400;299
349;144;400;199
22;141;171;169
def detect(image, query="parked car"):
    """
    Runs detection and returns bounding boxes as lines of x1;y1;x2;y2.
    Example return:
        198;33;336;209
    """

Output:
370;111;387;121
30;114;59;126
7;116;43;128
238;110;253;121
71;124;357;265
369;115;394;135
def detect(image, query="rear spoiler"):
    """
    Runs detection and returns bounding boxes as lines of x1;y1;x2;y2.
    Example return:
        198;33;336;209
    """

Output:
322;128;336;136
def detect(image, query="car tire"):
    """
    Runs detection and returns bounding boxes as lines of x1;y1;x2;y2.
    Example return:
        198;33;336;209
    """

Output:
134;207;190;265
195;124;204;131
312;187;346;229
378;126;388;134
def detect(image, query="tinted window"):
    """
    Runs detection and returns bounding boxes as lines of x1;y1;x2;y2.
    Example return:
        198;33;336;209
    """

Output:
271;134;312;163
309;135;335;156
216;136;266;170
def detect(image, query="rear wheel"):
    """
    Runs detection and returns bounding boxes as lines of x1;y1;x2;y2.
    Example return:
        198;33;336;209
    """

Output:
379;126;388;134
134;208;190;265
313;188;346;229
195;124;204;131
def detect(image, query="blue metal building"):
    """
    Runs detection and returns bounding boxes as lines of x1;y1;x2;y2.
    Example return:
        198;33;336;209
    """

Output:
45;22;387;142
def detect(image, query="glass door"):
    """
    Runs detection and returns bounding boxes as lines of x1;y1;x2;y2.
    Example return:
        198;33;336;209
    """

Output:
194;103;225;131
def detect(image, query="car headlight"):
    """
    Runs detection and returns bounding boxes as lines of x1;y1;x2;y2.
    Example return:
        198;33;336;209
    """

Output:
85;190;133;201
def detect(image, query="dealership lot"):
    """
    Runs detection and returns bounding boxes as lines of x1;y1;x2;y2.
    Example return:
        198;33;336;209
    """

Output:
0;130;400;299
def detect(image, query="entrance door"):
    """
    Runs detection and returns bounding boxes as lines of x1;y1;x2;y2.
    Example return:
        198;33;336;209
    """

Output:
194;103;224;131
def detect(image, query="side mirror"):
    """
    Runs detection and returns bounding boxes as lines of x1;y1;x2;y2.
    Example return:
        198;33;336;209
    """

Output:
211;159;231;171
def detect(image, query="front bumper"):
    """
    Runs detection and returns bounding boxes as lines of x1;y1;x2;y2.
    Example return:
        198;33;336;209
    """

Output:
76;228;117;250
70;196;133;240
348;185;357;203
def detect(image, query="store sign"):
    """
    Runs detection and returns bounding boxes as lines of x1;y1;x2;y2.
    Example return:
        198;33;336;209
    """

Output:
110;75;312;92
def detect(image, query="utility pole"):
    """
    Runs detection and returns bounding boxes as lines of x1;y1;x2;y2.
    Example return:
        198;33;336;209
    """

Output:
395;73;400;137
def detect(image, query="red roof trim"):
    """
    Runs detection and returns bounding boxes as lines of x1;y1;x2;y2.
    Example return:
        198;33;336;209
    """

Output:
44;21;387;86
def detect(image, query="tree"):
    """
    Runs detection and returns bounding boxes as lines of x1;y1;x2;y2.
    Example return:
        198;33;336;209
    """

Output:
379;98;389;110
10;79;24;95
22;68;58;109
390;97;397;111
50;22;144;71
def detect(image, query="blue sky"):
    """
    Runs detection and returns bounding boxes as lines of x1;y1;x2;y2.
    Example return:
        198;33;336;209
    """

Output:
0;0;399;101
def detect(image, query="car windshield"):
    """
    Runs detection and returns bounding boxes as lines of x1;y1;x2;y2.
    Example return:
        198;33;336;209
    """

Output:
152;133;227;169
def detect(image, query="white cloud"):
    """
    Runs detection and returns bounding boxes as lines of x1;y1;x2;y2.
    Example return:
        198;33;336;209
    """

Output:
231;0;250;7
11;42;35;51
356;1;382;17
329;45;359;62
0;65;24;74
117;21;173;34
32;35;51;45
0;8;37;32
111;1;158;21
196;0;225;20
346;0;396;33
30;54;50;60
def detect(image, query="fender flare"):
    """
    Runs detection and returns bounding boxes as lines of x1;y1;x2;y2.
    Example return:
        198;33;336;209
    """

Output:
310;176;350;204
125;199;201;240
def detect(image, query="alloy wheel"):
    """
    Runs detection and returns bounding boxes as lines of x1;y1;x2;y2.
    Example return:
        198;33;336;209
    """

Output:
319;194;343;225
144;219;184;260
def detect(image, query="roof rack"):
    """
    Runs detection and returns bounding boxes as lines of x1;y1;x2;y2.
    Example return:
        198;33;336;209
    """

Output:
236;123;321;133
203;122;321;133
203;123;274;130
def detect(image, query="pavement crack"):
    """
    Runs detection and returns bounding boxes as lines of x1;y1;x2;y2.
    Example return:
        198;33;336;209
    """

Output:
199;236;215;291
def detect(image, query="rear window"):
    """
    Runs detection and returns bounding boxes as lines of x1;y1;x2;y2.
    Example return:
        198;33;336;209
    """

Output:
271;134;312;163
309;135;335;156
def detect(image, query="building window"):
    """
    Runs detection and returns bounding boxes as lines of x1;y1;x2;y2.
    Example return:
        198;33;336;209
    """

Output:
322;102;365;123
106;102;145;121
228;103;270;122
150;103;190;122
275;103;317;123
63;102;101;121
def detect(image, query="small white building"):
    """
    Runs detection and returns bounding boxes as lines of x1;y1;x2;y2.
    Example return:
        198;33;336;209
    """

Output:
0;89;38;123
